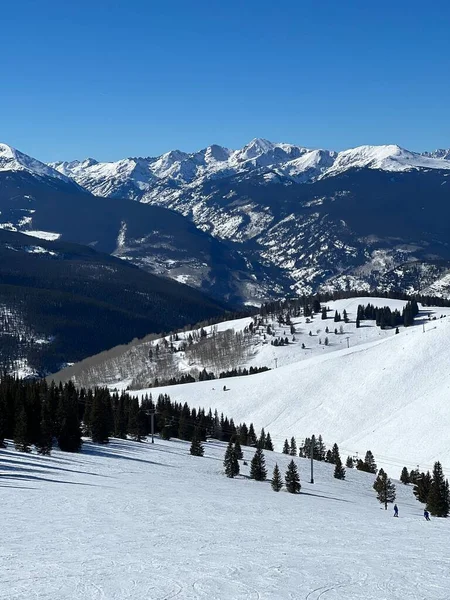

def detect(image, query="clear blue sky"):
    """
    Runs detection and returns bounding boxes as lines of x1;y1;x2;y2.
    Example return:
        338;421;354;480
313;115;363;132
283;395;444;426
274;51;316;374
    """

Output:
2;0;450;161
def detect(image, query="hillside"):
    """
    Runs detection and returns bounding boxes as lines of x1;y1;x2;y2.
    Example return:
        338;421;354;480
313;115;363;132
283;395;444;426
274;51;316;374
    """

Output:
0;168;270;303
104;297;450;474
1;437;449;599
0;229;228;376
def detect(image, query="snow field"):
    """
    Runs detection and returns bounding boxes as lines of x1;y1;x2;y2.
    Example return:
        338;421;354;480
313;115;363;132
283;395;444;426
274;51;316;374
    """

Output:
132;299;450;475
1;437;449;600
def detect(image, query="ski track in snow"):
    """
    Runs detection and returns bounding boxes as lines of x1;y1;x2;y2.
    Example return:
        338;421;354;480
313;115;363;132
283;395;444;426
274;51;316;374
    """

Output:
1;438;450;599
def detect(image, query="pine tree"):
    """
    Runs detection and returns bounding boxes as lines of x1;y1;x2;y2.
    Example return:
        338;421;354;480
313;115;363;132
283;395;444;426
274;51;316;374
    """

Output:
400;467;410;485
57;391;82;453
234;436;243;459
373;469;396;509
271;464;283;492
426;462;450;517
289;436;297;456
331;443;341;465
238;423;248;446
334;457;346;480
282;439;290;454
248;423;257;446
346;455;354;468
285;460;301;493
264;432;274;451
127;397;141;441
114;394;127;439
321;307;327;320
258;428;266;449
413;471;432;503
14;404;31;453
364;450;377;473
250;447;267;481
189;433;204;457
223;441;239;478
91;390;110;444
36;396;53;455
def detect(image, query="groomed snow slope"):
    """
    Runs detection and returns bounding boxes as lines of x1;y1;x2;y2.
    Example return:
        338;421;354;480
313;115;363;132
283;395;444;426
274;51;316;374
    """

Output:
134;301;450;475
1;438;449;599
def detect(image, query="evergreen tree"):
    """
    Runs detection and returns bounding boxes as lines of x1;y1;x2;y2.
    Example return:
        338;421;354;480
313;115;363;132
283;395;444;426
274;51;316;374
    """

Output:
189;433;205;457
250;447;267;481
248;423;257;446
234;436;243;459
57;391;82;453
334;457;346;480
373;469;396;509
356;317;360;328
223;441;239;478
91;390;110;444
114;394;127;439
400;467;410;485
36;396;53;455
285;460;301;494
14;404;31;453
282;439;290;454
346;455;354;468
258;428;266;449
289;436;297;456
364;450;377;473
271;463;283;492
0;394;6;448
321;307;327;320
409;468;419;484
325;449;333;463
426;462;450;517
264;432;274;451
331;443;341;465
413;471;432;503
127;397;141;441
238;423;248;446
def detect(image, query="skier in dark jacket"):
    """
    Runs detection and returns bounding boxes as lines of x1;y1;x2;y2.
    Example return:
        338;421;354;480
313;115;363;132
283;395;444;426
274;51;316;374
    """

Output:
424;509;430;521
393;504;398;517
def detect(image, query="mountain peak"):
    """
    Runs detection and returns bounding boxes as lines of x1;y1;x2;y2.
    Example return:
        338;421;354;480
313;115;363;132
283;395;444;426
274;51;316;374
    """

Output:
0;142;75;184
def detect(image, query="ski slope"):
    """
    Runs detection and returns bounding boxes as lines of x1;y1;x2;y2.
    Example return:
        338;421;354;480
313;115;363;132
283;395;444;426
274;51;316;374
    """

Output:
1;438;449;600
131;298;450;475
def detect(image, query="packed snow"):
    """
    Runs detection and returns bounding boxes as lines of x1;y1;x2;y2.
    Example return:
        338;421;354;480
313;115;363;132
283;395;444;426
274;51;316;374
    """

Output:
21;230;61;241
1;437;449;600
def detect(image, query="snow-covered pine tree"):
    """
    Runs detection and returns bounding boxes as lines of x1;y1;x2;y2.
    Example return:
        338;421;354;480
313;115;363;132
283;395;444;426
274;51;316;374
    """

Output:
282;439;290;454
373;469;396;509
223;441;239;478
285;460;301;494
271;464;283;492
400;467;410;484
250;447;267;481
426;462;450;517
289;436;297;456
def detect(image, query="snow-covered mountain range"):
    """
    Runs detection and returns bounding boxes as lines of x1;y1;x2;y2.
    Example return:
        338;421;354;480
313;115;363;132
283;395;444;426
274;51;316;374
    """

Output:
2;140;450;301
50;139;450;194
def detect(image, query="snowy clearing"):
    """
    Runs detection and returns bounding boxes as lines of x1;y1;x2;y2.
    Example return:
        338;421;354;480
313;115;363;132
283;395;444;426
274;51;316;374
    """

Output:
1;437;449;600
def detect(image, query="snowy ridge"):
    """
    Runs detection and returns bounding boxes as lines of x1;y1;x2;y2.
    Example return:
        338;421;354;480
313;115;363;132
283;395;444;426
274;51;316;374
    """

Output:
49;139;450;197
0;143;75;184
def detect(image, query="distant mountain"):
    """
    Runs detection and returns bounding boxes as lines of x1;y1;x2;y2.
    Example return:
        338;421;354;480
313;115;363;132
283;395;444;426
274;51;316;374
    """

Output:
421;149;450;160
0;166;272;303
48;139;450;298
0;229;230;376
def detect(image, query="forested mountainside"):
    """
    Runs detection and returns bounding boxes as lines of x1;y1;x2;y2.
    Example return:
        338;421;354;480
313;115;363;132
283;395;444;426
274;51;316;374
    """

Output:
0;229;229;376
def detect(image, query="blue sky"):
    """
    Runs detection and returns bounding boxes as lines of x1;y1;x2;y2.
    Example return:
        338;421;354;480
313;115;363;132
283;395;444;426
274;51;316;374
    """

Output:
1;0;449;161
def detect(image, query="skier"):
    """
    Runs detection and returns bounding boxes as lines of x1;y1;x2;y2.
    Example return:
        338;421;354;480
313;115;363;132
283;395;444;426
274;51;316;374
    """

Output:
393;504;399;517
424;509;430;521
